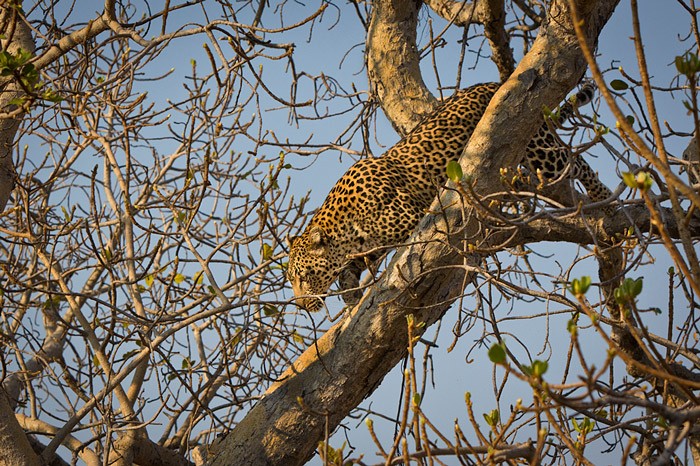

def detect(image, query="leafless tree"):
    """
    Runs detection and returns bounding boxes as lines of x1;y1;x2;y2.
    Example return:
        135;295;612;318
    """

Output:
1;1;699;465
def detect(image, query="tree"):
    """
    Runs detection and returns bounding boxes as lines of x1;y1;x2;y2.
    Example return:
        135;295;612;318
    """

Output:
1;1;699;465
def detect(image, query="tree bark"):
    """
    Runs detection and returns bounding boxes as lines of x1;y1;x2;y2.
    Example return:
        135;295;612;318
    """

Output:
209;1;620;465
366;0;436;135
481;0;515;81
0;388;40;466
0;6;35;214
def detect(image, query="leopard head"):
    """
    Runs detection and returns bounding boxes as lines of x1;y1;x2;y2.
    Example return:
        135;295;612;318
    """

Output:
287;226;342;312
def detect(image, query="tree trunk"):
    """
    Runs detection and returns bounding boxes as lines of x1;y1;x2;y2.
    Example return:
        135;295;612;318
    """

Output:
209;1;620;465
0;6;34;214
0;389;40;466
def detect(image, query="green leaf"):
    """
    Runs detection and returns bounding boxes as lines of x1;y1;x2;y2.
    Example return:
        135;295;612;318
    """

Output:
488;342;507;364
614;277;643;304
531;360;548;377
610;79;629;91
7;97;25;106
581;418;594;434
621;172;637;189
572;418;581;433
622;171;653;191
446;160;463;182
655;416;669;429
174;273;185;284
412;393;421;406
193;271;204;285
291;330;304;344
637;172;653;191
121;349;139;360
568;276;591;297
613;287;625;304
263;304;278;316
676;52;700;77
145;274;155;288
625;115;635;126
631;277;643;296
261;243;273;261
483;409;500;427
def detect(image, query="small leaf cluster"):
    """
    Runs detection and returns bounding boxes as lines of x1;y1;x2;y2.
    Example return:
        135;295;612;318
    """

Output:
568;276;591;298
676;52;700;79
571;417;595;436
614;277;643;306
317;441;352;466
0;48;62;106
488;342;548;379
522;360;548;379
483;409;500;427
622;171;653;192
608;78;637;126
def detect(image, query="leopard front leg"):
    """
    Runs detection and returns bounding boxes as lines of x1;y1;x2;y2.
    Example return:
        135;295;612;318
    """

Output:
338;259;365;306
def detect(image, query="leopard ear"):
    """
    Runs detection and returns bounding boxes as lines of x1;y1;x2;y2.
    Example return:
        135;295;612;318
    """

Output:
287;234;299;248
308;226;329;253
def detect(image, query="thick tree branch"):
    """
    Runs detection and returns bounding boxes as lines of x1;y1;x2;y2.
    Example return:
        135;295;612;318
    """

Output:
366;0;436;135
210;1;620;465
482;0;515;80
112;433;195;466
423;0;487;25
0;7;34;213
0;388;39;466
483;204;700;250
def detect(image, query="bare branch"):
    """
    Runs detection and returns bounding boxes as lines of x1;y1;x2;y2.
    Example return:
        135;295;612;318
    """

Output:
211;2;619;464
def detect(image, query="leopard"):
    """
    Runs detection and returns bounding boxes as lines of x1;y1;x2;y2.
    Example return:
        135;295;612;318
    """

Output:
287;82;612;312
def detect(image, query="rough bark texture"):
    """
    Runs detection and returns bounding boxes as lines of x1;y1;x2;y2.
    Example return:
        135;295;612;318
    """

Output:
0;7;34;213
366;0;436;135
209;1;620;465
112;434;194;466
372;0;516;133
0;389;40;466
482;0;515;81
